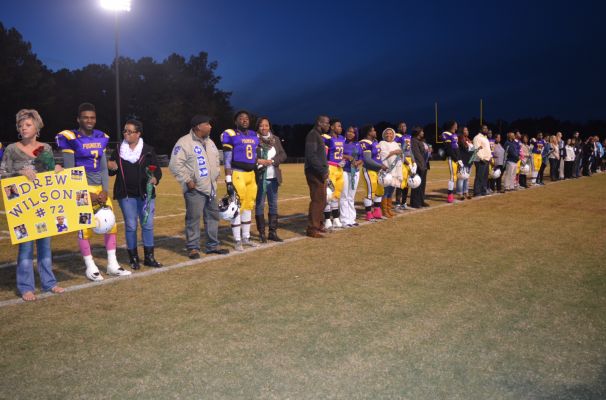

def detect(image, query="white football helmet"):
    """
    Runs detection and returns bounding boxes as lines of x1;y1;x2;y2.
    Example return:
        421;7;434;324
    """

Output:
408;174;422;189
378;171;393;187
457;167;470;180
219;194;240;221
93;207;116;235
520;163;530;174
326;186;334;202
491;168;502;179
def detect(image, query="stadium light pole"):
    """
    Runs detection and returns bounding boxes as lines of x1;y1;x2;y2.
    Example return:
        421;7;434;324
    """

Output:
100;0;131;143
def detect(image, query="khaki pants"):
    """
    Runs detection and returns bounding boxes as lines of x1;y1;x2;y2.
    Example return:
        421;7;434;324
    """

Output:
503;162;518;190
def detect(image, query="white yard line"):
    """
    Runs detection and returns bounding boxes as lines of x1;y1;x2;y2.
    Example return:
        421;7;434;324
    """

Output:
0;178;571;308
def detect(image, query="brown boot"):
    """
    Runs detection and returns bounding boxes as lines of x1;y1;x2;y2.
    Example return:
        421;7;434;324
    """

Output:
382;198;393;218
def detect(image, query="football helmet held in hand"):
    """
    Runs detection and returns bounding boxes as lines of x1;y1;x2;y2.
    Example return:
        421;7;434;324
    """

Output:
378;171;393;187
93;207;116;234
219;193;240;221
407;174;422;189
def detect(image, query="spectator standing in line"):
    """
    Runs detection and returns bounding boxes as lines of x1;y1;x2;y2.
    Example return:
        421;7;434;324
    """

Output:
503;132;519;191
456;128;473;200
410;127;428;208
108;119;163;270
491;133;505;192
564;138;575;179
169;115;229;258
557;132;565;179
548;134;560;181
304;115;330;238
254;117;287;243
473;127;492;196
1;109;65;301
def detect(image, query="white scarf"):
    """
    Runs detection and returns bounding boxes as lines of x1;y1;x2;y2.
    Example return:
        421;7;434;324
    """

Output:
120;138;143;163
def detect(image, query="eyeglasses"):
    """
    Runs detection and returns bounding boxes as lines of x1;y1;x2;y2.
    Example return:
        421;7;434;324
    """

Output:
123;129;139;136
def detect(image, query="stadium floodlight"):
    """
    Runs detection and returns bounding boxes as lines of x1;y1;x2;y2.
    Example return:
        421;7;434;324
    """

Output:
101;0;131;12
100;0;131;142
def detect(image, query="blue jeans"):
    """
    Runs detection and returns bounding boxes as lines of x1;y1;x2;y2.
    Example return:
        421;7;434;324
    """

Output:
184;190;220;251
118;197;155;249
383;186;395;199
456;177;469;194
17;237;57;294
255;178;279;215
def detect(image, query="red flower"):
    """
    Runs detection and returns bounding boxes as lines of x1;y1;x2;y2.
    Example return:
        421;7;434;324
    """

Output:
148;165;157;172
33;146;45;157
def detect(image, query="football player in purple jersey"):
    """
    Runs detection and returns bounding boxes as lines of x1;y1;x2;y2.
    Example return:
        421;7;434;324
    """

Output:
56;103;131;281
322;119;346;230
441;121;461;203
222;111;271;251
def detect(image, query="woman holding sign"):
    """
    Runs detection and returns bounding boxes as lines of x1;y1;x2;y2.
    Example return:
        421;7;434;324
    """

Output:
0;109;65;301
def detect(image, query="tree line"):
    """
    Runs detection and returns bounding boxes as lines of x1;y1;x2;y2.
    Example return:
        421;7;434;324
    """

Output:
1;22;604;158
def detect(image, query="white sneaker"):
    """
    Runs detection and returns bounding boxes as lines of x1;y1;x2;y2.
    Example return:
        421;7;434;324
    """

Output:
400;204;408;210
84;255;104;282
107;250;131;276
324;219;333;230
234;241;244;251
332;218;343;229
242;237;259;247
107;262;132;276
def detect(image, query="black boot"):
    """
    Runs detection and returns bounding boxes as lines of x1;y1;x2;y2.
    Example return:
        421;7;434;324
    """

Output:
143;246;162;268
268;213;283;242
255;214;267;243
127;248;140;270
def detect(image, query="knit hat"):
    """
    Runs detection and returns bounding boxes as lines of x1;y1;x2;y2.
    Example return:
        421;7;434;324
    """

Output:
191;115;212;127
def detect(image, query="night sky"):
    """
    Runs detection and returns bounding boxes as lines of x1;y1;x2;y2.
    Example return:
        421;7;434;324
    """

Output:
1;0;604;126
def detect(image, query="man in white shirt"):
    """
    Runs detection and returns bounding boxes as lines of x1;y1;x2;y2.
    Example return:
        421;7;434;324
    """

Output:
473;131;492;196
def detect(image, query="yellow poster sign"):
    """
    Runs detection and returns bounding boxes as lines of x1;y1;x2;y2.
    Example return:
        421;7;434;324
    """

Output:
1;167;95;244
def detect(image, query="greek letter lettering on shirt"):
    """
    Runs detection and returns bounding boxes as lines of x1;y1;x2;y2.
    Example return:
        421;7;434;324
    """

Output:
194;145;208;177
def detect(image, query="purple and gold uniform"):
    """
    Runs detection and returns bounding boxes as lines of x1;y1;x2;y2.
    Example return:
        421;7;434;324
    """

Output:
441;131;460;186
221;129;259;211
531;139;545;171
396;133;413;188
56;129;109;174
323;134;345;201
359;138;384;202
56;129;116;238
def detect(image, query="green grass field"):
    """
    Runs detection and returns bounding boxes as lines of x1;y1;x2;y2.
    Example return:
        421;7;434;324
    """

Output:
0;163;605;399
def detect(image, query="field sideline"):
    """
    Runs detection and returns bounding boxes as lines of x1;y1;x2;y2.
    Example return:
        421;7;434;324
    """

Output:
0;163;605;399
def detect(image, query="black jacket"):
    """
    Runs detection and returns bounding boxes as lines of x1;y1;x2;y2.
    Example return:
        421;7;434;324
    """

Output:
109;142;163;200
504;140;520;163
304;127;328;177
411;137;427;170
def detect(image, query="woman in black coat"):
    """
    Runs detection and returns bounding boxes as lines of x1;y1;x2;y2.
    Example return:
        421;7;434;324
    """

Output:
410;127;428;208
108;119;163;269
254;117;287;242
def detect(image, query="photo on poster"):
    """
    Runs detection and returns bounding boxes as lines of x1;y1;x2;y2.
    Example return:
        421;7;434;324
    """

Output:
71;169;83;180
56;216;68;232
79;212;91;225
14;224;28;239
4;184;19;200
35;222;48;234
76;190;89;206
